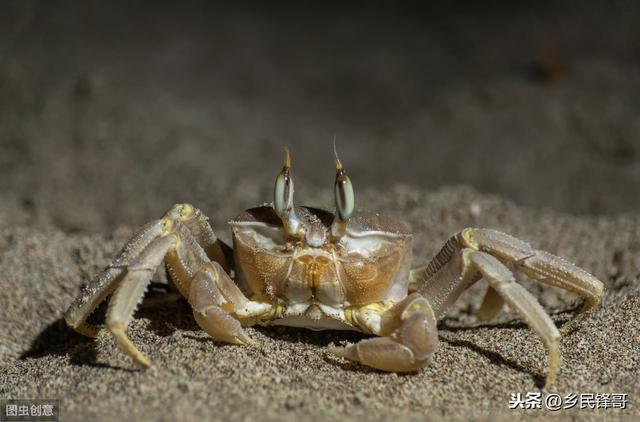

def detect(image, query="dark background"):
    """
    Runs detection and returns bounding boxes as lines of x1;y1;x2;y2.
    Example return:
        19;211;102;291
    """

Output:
1;0;639;233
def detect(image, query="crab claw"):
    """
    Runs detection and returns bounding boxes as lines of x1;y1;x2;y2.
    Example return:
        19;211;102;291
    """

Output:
329;293;438;372
193;306;255;345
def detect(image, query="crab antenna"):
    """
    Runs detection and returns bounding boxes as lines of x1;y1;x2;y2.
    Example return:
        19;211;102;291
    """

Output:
330;144;354;242
333;137;343;171
273;148;304;239
284;147;291;168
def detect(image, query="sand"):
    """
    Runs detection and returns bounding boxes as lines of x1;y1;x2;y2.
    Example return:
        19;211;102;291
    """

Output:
1;186;638;421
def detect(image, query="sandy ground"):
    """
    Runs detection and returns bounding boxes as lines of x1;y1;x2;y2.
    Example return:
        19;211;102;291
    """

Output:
1;186;639;421
1;1;639;421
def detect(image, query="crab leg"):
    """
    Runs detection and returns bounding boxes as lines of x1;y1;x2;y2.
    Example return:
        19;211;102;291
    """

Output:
106;234;177;367
64;219;167;337
106;223;260;367
65;203;270;368
331;293;439;372
165;203;234;273
414;228;604;330
411;228;604;387
65;203;229;337
476;285;504;321
417;244;562;387
465;250;561;388
462;228;604;332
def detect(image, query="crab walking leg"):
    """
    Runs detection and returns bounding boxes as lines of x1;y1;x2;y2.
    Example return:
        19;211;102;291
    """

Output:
460;228;604;333
165;203;234;273
106;235;178;368
476;285;505;321
417;244;562;386
103;220;259;367
331;293;439;372
411;228;603;386
64;205;215;337
413;228;604;329
64;219;167;337
64;202;262;368
415;233;481;320
466;251;562;388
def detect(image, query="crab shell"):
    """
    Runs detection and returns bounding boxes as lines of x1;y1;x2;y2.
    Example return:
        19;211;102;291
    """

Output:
229;205;413;330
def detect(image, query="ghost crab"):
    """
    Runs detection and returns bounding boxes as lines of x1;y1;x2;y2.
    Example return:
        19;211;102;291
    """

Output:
65;149;604;387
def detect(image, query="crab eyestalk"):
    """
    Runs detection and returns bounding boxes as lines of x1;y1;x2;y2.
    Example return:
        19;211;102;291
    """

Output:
330;148;354;242
273;149;304;239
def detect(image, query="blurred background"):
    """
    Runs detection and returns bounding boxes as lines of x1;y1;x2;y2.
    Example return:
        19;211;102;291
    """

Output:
1;0;639;233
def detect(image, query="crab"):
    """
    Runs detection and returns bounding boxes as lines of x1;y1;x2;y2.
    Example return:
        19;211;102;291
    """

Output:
64;149;604;387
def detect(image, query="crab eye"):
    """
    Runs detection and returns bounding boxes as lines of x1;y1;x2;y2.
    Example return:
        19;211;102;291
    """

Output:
330;145;354;242
335;172;354;221
274;168;293;216
273;149;304;239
